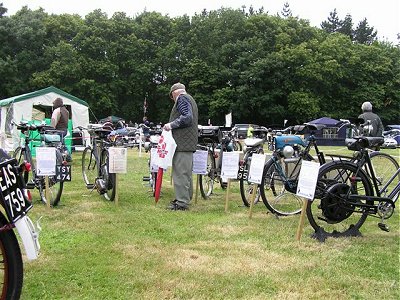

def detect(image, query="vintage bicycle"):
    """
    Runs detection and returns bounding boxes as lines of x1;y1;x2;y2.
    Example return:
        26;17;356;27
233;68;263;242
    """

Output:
13;121;68;206
197;125;231;199
306;136;399;240
81;124;117;201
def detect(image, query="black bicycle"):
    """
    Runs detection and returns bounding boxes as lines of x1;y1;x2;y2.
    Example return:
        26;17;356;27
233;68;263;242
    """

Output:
81;124;117;201
306;136;399;240
13;121;67;206
238;126;271;206
198;126;232;199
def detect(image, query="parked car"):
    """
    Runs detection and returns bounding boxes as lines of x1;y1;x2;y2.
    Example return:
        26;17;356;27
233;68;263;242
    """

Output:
234;124;264;139
382;137;398;149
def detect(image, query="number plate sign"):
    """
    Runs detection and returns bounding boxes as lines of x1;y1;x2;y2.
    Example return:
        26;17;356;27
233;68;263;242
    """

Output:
0;159;32;222
237;165;248;180
56;165;72;182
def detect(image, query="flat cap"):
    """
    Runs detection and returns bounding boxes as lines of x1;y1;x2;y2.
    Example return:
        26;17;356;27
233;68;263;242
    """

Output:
169;82;186;96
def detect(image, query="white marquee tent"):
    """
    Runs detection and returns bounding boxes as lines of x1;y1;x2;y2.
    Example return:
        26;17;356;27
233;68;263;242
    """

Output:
0;86;90;150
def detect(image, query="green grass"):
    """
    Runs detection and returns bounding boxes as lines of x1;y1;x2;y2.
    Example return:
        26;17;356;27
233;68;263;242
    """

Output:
21;147;399;299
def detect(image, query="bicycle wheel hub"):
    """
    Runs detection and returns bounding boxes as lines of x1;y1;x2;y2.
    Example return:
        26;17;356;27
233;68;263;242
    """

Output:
95;178;107;194
321;183;355;223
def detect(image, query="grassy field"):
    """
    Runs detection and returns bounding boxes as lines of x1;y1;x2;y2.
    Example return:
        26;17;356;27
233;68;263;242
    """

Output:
20;146;399;299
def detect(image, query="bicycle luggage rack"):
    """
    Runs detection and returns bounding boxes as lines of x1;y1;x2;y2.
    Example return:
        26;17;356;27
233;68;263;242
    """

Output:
198;125;222;144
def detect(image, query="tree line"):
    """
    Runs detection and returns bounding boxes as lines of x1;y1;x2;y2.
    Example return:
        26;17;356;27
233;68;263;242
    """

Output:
0;3;399;126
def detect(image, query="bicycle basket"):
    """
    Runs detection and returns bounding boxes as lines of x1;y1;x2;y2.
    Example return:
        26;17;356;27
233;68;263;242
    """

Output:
198;126;222;144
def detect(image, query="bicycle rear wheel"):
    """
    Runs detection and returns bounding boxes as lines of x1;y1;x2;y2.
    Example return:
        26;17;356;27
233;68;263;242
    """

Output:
368;151;399;195
0;213;23;300
199;150;216;199
306;161;373;236
39;149;64;206
101;150;116;201
260;159;303;216
82;147;97;188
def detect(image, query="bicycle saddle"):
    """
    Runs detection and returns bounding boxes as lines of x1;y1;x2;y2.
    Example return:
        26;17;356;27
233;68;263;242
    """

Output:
345;136;384;151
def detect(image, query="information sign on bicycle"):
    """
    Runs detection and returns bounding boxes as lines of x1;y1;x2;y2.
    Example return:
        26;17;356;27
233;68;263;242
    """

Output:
108;147;127;174
56;165;72;182
192;150;208;175
247;153;266;184
36;147;56;176
221;152;240;179
0;159;32;223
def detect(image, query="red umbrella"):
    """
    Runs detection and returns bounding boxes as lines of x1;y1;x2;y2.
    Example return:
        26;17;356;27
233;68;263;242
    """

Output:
154;168;163;203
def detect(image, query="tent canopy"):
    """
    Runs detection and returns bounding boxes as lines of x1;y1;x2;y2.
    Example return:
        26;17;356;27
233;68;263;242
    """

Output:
0;86;90;150
308;117;340;126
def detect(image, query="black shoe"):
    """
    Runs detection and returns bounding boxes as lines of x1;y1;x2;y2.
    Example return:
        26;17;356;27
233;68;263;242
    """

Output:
166;203;188;211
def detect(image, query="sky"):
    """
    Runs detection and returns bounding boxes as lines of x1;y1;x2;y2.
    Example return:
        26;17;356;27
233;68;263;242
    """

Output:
1;0;399;43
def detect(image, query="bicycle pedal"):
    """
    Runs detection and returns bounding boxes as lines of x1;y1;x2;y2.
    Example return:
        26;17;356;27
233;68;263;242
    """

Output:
378;223;389;232
86;183;94;189
143;176;150;181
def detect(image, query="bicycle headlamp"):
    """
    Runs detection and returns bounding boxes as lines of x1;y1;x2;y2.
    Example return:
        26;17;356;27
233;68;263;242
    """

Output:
282;145;294;158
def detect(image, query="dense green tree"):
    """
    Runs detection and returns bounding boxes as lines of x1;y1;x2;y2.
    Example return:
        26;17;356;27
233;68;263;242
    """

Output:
353;18;377;45
0;5;398;126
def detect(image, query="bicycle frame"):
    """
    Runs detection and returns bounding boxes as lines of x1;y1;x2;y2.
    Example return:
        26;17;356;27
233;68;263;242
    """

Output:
346;149;399;208
269;134;326;192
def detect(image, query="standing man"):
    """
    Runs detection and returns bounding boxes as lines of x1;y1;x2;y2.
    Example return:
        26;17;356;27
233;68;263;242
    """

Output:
51;97;69;136
358;101;384;137
163;83;198;211
51;97;71;161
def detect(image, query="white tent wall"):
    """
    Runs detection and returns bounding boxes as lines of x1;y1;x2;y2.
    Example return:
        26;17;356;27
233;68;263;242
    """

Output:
0;88;89;151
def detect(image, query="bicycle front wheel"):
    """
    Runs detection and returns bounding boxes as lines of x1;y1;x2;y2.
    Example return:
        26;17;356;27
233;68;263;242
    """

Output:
306;161;373;236
82;147;97;188
368;151;399;195
239;149;264;207
100;150;116;201
12;147;30;184
0;213;23;300
39;149;64;206
199;150;216;199
260;159;303;216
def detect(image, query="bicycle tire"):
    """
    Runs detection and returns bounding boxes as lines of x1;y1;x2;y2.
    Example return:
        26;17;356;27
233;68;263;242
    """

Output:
368;151;399;196
12;147;30;184
199;150;216;199
82;147;97;187
306;160;373;235
260;158;303;216
233;140;242;151
0;213;23;300
100;149;116;201
39;149;64;206
239;149;264;207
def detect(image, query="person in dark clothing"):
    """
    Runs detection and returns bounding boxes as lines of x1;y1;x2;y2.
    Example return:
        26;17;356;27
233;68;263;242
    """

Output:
163;83;198;210
51;97;71;161
51;98;69;136
358;101;384;137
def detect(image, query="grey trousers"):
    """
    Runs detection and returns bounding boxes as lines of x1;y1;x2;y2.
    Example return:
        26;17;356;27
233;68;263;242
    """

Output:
172;151;193;207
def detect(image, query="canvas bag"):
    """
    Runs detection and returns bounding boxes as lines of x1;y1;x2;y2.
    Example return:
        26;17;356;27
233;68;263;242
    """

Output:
155;130;177;169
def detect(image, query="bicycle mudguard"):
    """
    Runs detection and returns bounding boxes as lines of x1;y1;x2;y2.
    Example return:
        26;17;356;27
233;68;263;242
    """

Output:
274;135;306;150
14;215;40;260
